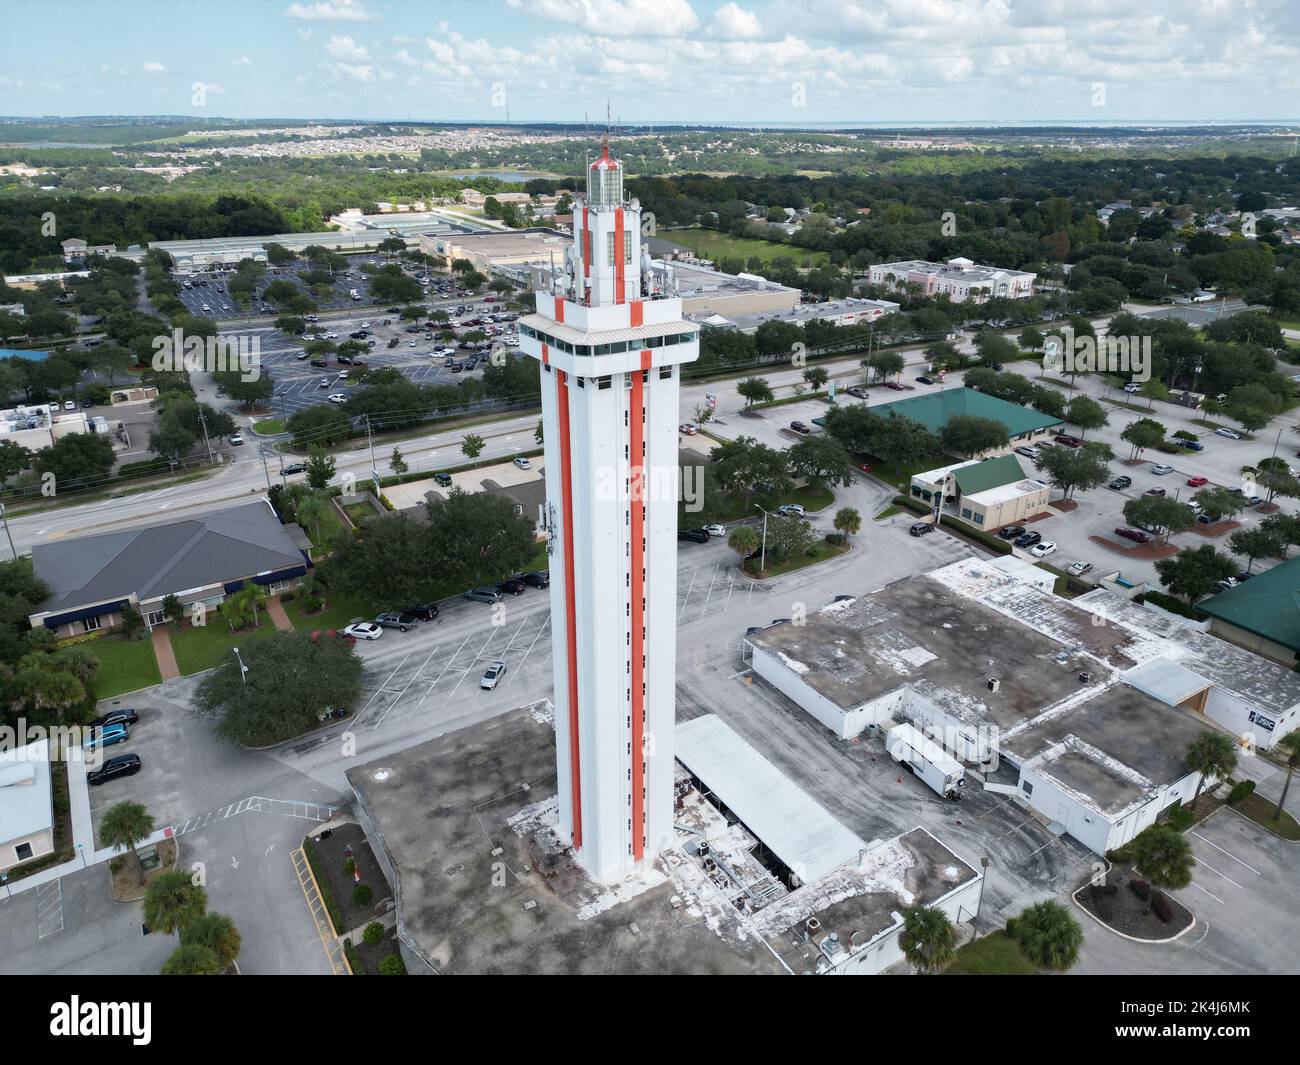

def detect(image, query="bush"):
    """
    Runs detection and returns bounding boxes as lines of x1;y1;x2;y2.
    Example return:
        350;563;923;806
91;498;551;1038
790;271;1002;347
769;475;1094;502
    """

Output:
825;532;846;546
343;857;356;876
352;884;373;906
1227;779;1256;805
1162;802;1194;831
1127;877;1174;922
1137;591;1206;621
363;921;385;946
378;954;406;975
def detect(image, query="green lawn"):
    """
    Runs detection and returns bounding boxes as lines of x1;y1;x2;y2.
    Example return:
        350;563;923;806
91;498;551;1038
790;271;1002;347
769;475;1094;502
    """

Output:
90;635;163;697
874;504;903;521
659;228;830;267
252;418;285;436
745;538;849;579
1230;792;1300;841
943;931;1037;975
169;618;279;676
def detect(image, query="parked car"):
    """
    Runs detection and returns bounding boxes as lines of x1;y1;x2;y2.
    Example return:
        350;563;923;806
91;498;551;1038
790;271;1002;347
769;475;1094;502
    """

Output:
703;524;726;538
1186;476;1209;487
1214;428;1242;440
1054;434;1082;449
1215;576;1240;592
1014;531;1043;549
1067;560;1094;576
432;472;453;487
496;577;527;596
327;393;347;404
998;525;1025;540
88;753;141;786
228;431;244;446
464;587;503;604
1114;527;1151;544
916;375;935;385
776;503;805;517
1122;381;1142;394
403;603;440;621
91;708;139;730
343;621;383;640
884;381;906;391
513;456;532;470
1029;540;1058;558
1151;463;1175;475
1145;487;1167;497
908;521;935;537
1014;446;1041;459
84;723;130;752
1108;476;1132;490
480;661;508;690
376;611;418;632
789;420;811;435
845;386;867;398
1178;439;1205;451
521;571;550;588
678;528;709;543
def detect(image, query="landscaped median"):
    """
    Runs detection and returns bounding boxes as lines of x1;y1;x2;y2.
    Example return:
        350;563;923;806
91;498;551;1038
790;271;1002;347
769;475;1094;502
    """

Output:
888;495;1014;556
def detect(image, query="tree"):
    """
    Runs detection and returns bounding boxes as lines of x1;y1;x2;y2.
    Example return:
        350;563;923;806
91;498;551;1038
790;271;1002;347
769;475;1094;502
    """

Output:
1065;395;1107;438
195;631;364;746
899;904;956;973
1129;825;1194;914
833;506;861;541
1271;731;1300;822
162;593;185;625
1260;511;1300;558
737;377;774;408
764;514;816;564
212;368;274;410
787;435;855;489
1192;486;1245;522
327;512;435;603
1121;496;1195;543
424;488;538;587
865;350;905;382
34;432;115;491
1254;461;1300;506
304;446;336;492
802;366;829;391
939;415;1009;458
184;912;241;969
99;801;155;878
1228;526;1283;574
1155;546;1237;605
1185;730;1238;810
710;436;791;503
1034;443;1111;501
727;525;759;567
389;447;408;476
461;433;485;460
143;870;208;937
1011;899;1083;973
0;439;33;482
287;403;352;448
1120;418;1166;460
1139;379;1170;410
534;419;544;445
161;943;222;976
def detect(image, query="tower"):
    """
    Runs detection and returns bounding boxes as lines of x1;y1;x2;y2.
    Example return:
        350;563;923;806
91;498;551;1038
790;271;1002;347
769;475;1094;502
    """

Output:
518;141;699;881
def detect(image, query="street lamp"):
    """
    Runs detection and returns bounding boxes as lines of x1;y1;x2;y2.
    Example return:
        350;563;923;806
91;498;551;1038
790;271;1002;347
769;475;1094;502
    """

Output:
753;504;770;574
974;856;990;934
232;646;249;685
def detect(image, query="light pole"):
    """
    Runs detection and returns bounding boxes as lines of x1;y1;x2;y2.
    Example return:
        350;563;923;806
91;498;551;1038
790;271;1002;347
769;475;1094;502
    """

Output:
974;856;990;934
232;646;249;685
0;502;15;562
754;504;770;574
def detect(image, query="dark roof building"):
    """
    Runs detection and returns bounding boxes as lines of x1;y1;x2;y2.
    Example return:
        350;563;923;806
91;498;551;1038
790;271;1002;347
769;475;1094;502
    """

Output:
29;500;309;636
1198;556;1300;666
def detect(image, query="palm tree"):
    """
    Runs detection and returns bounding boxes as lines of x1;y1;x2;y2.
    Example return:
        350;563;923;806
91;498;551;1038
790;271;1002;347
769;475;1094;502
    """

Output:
1185;730;1238;811
142;870;208;937
833;506;861;542
99;801;155;878
899;904;956;973
1130;826;1194;914
184;912;241;969
727;525;760;569
161;943;222;975
1272;730;1300;822
1011;900;1083;973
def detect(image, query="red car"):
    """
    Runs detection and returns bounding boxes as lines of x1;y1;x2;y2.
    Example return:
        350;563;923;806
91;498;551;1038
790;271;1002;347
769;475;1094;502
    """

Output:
1114;527;1151;544
1187;476;1209;487
884;381;905;391
858;462;872;473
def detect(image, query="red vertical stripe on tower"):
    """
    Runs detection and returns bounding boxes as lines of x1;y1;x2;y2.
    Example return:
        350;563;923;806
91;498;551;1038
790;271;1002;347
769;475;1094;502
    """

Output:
614;209;626;305
555;369;582;850
628;353;649;860
540;342;549;366
553;297;565;324
630;300;643;327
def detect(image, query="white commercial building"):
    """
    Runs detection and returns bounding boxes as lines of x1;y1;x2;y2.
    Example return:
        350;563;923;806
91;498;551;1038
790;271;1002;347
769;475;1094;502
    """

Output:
518;143;700;881
0;738;54;874
868;256;1036;302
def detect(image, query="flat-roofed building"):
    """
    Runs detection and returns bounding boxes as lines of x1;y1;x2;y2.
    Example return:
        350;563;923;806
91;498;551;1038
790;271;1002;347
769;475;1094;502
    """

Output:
869;256;1036;302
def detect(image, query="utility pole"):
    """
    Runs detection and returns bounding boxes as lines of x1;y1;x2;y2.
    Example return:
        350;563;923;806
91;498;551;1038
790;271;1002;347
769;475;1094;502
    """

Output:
0;502;15;562
754;504;769;573
364;413;379;488
197;404;213;462
258;447;272;493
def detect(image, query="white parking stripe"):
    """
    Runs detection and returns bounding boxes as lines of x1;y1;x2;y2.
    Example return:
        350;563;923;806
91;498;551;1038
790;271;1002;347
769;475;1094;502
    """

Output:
1192;854;1245;890
1191;830;1262;875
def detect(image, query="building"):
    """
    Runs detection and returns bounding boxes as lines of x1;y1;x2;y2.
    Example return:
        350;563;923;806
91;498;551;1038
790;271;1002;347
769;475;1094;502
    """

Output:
821;387;1062;449
0;303;24;318
60;237;117;261
516;141;700;881
694;295;899;335
744;557;1300;853
0;739;54;874
909;454;1050;529
419;227;572;278
868;257;1036;302
1198;556;1300;667
28;500;310;638
2;271;90;291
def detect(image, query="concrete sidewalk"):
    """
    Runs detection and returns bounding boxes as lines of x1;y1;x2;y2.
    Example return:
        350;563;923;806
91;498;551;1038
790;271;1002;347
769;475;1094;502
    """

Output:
266;596;294;633
151;627;180;680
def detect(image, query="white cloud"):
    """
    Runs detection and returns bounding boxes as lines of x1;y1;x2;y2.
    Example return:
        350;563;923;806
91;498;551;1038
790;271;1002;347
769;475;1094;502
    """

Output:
331;62;376;82
710;2;762;39
233;55;253;66
326;34;370;61
283;0;376;21
141;61;167;74
520;0;699;37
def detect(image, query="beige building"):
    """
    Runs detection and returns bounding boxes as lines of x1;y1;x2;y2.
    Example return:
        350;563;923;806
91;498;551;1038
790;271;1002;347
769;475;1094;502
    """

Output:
420;227;571;275
910;454;1049;530
0;738;55;874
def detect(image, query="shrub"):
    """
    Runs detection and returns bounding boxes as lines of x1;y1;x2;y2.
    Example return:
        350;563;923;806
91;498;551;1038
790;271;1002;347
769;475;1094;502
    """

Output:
1137;591;1206;621
1162;803;1194;831
379;954;405;975
343;857;356;876
1227;780;1256;805
352;884;373;907
363;921;385;946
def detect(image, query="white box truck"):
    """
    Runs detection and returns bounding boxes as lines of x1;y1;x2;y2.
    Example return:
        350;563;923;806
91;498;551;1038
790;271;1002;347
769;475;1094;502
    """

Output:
885;723;964;800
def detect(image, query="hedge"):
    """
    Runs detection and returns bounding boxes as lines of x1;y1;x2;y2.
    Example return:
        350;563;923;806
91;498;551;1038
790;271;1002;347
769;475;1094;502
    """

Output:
1136;590;1206;621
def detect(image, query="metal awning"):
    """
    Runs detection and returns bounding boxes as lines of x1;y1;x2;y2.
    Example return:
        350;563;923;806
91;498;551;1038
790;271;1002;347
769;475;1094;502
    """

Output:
1123;658;1211;707
518;313;695;348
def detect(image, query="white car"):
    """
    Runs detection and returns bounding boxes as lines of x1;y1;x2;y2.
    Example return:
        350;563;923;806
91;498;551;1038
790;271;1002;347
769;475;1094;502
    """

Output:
513;456;531;470
343;621;383;641
1151;463;1175;475
703;524;726;537
337;370;349;378
1214;428;1241;440
327;393;347;404
1067;560;1093;576
1014;446;1041;459
1030;540;1058;558
776;503;806;517
480;660;507;690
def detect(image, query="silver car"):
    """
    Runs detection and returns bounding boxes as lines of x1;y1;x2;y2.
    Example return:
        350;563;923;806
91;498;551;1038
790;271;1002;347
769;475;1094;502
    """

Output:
480;661;507;690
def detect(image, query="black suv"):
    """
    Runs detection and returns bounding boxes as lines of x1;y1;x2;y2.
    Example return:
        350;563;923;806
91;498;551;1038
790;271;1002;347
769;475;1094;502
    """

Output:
521;571;550;588
497;577;527;596
1108;476;1132;490
997;525;1025;541
678;528;709;543
92;708;139;730
88;753;141;786
403;602;440;621
1014;531;1043;549
432;472;452;486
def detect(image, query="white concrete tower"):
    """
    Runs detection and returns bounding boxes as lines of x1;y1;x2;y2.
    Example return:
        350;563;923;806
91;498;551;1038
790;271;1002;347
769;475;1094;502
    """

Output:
518;141;699;881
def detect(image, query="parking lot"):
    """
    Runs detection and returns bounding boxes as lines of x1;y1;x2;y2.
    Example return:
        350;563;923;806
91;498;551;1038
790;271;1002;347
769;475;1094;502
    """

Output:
174;253;413;318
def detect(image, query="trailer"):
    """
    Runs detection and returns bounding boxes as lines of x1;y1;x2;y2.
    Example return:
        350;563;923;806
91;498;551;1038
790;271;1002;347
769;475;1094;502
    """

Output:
885;723;964;800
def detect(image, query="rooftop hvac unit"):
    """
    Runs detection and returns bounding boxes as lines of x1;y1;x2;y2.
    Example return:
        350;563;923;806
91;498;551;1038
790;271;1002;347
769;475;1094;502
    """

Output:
1079;671;1092;684
698;841;710;857
988;677;1000;693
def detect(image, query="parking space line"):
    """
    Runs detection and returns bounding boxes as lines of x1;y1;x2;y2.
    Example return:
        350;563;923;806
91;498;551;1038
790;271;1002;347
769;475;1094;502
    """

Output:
371;644;444;729
1191;830;1262;875
36;879;64;939
1192;854;1245;890
506;615;552;688
1189;880;1226;905
437;626;501;709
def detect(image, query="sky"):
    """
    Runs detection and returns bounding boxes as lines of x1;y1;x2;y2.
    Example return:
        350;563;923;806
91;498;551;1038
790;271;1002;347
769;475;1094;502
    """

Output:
3;0;1299;126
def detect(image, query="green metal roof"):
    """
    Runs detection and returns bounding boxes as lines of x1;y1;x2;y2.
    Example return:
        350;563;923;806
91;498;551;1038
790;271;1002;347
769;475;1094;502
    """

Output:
1199;556;1300;652
952;454;1028;496
868;387;1063;438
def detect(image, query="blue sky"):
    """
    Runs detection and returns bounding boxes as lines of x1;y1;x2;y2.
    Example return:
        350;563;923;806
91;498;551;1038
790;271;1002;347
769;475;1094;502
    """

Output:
3;0;1299;125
